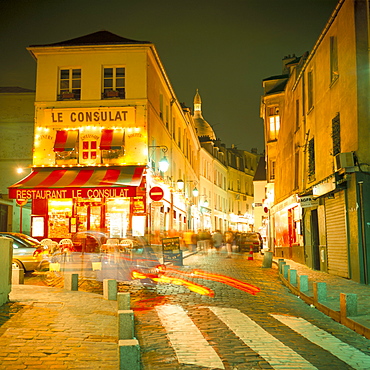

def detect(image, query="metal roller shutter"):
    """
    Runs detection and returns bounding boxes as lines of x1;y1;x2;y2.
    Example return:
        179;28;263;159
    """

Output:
325;191;348;277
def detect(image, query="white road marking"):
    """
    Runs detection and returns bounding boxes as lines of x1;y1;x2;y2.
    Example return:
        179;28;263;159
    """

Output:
271;314;370;370
155;304;225;369
209;306;317;370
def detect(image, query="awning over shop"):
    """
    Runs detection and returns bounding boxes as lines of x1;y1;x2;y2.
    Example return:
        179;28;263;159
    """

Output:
54;130;79;152
100;129;124;150
8;166;145;200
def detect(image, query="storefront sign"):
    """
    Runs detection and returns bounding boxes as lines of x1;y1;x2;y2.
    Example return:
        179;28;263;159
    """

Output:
313;176;336;198
298;196;319;208
45;107;136;125
162;237;183;266
271;194;298;214
10;186;137;200
132;196;145;214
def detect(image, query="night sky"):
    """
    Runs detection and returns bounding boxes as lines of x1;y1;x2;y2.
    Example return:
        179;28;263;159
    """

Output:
0;0;339;153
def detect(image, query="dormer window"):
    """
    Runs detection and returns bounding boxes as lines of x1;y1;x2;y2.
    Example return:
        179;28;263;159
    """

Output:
103;67;125;99
58;68;81;100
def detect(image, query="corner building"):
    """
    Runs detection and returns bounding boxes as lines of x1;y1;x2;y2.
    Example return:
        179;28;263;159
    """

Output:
8;31;200;241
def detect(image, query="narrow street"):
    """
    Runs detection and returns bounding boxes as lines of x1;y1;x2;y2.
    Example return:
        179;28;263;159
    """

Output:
129;251;370;370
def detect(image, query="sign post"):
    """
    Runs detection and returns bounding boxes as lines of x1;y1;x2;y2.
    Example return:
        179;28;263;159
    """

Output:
16;199;27;234
149;186;164;201
162;237;183;266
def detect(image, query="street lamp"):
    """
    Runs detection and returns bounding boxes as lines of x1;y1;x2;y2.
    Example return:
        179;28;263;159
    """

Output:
177;179;198;197
192;187;199;197
159;155;169;172
148;145;169;173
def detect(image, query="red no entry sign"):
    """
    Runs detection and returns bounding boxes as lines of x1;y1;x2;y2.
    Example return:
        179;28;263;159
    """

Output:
149;186;164;201
16;199;28;207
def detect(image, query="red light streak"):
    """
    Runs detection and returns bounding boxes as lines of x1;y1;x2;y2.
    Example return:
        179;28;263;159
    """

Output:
131;270;214;297
131;266;260;296
165;267;260;295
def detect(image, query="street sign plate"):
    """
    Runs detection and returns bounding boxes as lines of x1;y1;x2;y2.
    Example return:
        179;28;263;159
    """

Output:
149;186;164;201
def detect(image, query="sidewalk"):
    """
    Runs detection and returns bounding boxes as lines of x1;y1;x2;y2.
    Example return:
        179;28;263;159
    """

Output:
269;255;370;340
1;285;119;369
1;251;370;369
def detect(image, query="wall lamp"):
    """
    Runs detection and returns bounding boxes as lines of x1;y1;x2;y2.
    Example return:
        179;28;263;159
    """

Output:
148;145;169;173
177;179;198;197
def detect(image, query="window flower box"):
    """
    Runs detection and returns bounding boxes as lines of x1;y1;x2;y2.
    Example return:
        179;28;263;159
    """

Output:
61;92;75;99
105;90;119;98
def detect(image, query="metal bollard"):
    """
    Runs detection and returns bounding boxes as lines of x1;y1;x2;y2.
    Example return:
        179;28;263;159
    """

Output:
64;273;78;291
288;269;297;285
313;282;327;303
103;279;117;300
118;292;131;310
298;275;309;292
340;293;358;317
283;264;290;279
118;309;134;340
119;339;140;370
262;251;273;268
12;268;24;285
278;260;286;274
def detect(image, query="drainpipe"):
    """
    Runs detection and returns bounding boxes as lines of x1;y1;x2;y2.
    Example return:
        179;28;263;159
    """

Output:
358;181;368;284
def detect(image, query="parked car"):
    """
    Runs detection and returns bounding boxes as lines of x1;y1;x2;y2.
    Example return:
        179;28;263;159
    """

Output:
0;232;45;272
239;232;263;253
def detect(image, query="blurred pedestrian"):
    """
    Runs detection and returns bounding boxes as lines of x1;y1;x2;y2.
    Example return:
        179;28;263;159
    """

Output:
212;230;223;253
224;228;234;258
183;230;196;252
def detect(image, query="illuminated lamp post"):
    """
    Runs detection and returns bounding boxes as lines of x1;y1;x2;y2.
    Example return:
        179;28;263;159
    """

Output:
177;179;199;230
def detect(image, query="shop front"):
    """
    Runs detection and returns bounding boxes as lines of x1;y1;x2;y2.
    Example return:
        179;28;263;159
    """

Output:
8;166;146;245
271;194;303;261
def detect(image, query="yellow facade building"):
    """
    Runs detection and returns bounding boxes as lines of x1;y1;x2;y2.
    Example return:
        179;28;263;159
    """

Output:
261;0;370;283
8;31;199;241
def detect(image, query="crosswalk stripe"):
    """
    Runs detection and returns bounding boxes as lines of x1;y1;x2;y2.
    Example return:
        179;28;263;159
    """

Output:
209;306;317;370
271;314;370;370
155;304;225;369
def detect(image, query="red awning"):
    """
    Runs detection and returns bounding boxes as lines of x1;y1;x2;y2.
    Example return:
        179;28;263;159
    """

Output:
8;166;145;200
100;129;124;150
54;130;78;152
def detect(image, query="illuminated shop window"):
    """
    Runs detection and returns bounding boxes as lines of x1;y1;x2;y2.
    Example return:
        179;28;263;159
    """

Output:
58;68;81;100
103;67;125;99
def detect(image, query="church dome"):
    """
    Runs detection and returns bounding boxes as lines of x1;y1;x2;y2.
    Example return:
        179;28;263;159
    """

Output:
193;89;216;141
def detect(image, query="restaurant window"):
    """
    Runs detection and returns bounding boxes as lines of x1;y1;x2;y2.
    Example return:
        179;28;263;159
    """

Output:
268;106;280;141
102;67;125;99
54;130;79;163
100;129;125;163
308;138;315;181
48;199;73;239
58;68;81;100
76;199;102;236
